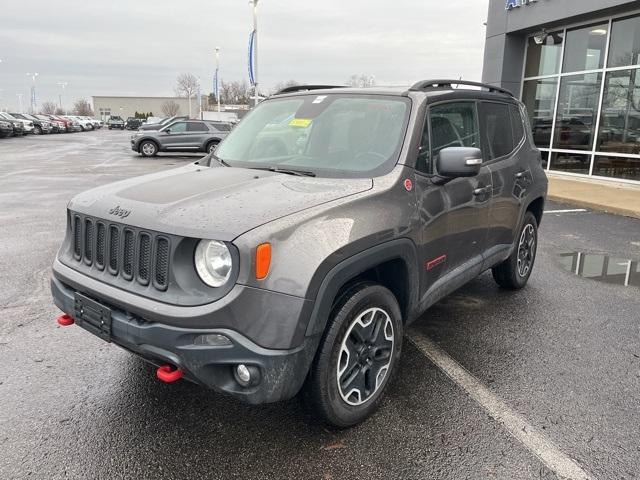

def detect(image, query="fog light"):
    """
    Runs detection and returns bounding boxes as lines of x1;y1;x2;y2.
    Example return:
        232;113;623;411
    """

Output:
193;334;232;346
236;364;251;385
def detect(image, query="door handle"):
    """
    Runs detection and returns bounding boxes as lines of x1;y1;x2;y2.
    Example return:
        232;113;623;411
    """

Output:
515;171;525;179
473;185;492;196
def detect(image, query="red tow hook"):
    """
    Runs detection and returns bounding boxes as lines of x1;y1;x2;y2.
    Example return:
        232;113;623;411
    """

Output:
57;314;74;326
156;364;183;383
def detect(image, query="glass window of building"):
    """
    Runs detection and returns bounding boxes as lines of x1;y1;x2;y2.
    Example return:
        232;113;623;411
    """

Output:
549;152;591;174
608;15;640;68
562;23;608;73
521;78;558;148
552;73;602;151
524;31;564;77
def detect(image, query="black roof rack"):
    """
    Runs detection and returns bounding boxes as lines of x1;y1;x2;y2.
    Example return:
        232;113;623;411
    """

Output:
409;79;514;98
274;85;347;95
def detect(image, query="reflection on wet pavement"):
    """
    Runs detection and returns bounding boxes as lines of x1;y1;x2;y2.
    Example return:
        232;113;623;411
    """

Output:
558;252;640;289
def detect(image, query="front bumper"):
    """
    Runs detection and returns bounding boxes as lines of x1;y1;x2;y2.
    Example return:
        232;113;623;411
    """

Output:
52;274;318;403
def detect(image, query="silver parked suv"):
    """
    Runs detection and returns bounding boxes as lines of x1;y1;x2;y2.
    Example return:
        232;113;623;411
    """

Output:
131;119;232;156
52;80;547;427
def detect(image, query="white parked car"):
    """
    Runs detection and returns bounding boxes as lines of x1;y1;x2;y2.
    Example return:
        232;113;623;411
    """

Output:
67;115;95;131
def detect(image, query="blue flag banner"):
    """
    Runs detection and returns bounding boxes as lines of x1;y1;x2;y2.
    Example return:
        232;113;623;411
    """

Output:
248;30;256;87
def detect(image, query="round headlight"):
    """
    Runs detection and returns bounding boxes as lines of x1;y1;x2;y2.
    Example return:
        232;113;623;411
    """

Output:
194;240;232;287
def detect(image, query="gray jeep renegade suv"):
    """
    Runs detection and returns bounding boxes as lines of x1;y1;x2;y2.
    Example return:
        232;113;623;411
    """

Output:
51;80;547;427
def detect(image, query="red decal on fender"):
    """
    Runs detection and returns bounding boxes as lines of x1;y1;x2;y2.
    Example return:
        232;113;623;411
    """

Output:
404;179;413;191
425;254;447;271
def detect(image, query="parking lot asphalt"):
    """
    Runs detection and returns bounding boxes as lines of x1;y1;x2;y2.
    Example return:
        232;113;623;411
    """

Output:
1;130;639;480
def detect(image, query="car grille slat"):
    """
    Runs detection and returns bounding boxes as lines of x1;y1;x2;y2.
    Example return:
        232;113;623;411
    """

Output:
154;237;169;290
137;233;151;285
108;226;120;273
123;229;135;279
84;219;94;265
96;223;106;269
70;213;170;292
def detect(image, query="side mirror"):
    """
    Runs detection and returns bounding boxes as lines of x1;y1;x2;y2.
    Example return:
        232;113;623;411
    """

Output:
164;128;171;134
436;147;483;178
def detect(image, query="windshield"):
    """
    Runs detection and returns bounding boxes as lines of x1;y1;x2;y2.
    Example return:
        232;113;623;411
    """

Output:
215;94;410;178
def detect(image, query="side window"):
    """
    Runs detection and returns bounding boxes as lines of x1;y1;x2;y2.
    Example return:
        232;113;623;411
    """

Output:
187;122;208;132
430;102;480;157
212;122;231;132
509;104;525;146
480;102;514;160
167;122;187;133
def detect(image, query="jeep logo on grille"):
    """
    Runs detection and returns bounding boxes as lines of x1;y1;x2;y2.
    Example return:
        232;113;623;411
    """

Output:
108;205;131;219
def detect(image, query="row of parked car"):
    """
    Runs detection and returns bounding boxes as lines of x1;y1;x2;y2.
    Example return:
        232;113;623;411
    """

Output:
0;112;103;138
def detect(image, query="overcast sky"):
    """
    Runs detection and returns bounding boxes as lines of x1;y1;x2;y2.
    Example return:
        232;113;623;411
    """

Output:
0;0;489;112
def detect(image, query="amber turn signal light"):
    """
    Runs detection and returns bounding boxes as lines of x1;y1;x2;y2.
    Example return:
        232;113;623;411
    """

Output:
255;243;272;280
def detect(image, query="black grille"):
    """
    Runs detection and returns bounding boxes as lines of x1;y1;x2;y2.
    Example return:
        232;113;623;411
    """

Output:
138;233;151;285
71;213;170;291
96;223;106;269
123;229;135;279
109;226;120;272
73;216;81;259
84;219;94;264
155;237;169;288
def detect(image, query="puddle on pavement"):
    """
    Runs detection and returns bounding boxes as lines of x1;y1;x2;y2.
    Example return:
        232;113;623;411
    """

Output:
558;252;640;289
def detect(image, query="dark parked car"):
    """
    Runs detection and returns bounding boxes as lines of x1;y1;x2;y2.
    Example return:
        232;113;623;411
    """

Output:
126;117;143;130
11;113;53;134
52;81;547;427
107;116;125;130
137;115;189;131
0;120;13;138
0;112;30;135
131;120;230;156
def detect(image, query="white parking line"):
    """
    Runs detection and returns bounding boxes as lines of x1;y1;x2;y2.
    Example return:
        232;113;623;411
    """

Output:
407;332;592;480
545;209;588;214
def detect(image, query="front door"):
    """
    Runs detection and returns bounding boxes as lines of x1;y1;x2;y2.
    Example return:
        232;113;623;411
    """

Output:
415;100;492;306
161;121;191;149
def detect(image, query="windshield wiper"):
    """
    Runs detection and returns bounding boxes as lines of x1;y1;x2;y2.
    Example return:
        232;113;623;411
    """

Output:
211;154;231;167
249;166;316;177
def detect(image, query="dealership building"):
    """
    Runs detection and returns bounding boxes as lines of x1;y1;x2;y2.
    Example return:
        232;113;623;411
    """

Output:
92;96;200;122
483;0;640;183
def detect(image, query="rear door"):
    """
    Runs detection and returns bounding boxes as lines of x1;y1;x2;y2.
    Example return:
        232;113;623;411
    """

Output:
478;101;529;265
186;121;211;149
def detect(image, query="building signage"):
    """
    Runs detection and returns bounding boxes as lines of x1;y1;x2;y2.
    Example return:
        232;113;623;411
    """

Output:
506;0;539;11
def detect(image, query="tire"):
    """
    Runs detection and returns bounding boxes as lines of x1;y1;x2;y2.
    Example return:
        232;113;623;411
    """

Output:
303;283;403;428
34;126;42;135
206;141;218;154
492;211;538;290
139;140;158;157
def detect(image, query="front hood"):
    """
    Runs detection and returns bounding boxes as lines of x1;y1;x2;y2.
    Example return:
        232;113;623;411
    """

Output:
69;164;373;240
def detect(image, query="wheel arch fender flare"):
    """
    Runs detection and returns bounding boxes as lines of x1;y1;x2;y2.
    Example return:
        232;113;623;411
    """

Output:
204;137;222;150
304;238;420;337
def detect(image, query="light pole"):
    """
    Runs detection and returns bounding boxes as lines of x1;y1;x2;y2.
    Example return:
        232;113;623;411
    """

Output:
57;81;68;114
26;72;39;113
16;93;24;113
251;0;259;107
215;46;221;113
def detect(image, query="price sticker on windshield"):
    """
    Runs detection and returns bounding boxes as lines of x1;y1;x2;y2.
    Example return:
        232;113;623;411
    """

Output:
289;118;313;128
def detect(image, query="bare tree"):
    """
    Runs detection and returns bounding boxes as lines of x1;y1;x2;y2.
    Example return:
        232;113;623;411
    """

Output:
272;80;300;95
161;100;180;116
40;101;57;115
54;107;65;115
174;73;200;98
347;74;375;88
73;98;94;116
219;80;251;105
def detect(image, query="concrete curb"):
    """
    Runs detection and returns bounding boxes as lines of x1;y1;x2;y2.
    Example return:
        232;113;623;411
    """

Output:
547;194;640;220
